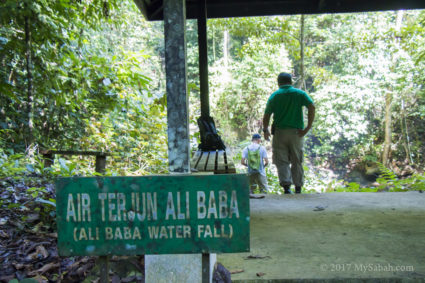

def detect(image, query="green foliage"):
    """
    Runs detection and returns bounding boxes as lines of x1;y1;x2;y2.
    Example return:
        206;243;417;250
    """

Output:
208;24;292;142
1;2;425;195
1;0;168;175
0;151;27;176
327;171;425;193
0;0;122;150
376;162;397;182
408;174;425;191
208;12;425;170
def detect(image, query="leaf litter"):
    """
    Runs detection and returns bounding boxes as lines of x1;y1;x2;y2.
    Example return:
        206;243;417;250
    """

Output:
0;177;102;282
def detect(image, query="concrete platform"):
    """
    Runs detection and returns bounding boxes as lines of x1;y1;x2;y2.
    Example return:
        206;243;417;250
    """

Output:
218;192;425;282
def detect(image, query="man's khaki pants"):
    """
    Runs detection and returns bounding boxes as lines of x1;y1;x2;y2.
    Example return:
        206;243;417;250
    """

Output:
272;128;304;187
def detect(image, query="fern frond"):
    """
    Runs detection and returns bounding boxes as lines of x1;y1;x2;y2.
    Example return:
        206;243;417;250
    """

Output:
376;162;397;182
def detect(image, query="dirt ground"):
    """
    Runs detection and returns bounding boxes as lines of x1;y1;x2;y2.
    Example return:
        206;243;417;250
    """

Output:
218;192;425;282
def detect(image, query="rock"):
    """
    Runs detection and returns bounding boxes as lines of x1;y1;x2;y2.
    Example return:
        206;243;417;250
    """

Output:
313;205;326;211
213;262;231;283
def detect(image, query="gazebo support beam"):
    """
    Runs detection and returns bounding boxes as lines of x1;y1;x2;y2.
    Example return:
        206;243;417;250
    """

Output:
164;0;190;173
198;0;210;118
145;1;216;282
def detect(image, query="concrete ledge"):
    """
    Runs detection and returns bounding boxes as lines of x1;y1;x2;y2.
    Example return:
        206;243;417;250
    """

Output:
231;279;424;283
218;192;425;282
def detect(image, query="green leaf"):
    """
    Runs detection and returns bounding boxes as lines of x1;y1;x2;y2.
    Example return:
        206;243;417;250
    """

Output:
59;158;69;172
36;198;57;207
26;164;35;173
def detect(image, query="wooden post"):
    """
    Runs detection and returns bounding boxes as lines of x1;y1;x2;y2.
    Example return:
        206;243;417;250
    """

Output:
42;153;54;168
95;155;107;174
198;0;209;118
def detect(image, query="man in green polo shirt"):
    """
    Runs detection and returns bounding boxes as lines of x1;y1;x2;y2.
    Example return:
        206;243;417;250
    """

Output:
262;72;315;194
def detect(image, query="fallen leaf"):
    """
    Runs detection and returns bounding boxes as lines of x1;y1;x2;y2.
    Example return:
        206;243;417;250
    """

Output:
26;245;49;261
230;269;244;274
37;245;49;258
256;272;265;277
245;255;271;260
27;262;60;276
76;261;95;277
11;220;25;230
26;213;40;223
31;222;43;233
0;229;9;238
13;262;25;270
66;257;90;271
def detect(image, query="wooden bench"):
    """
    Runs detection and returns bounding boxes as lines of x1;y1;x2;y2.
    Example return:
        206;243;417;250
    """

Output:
41;150;111;174
190;149;236;174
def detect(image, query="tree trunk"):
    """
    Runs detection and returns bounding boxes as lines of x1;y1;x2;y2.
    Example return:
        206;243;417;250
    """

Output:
382;91;392;167
212;24;216;61
400;99;413;164
382;10;404;167
24;14;34;147
299;14;306;90
223;30;229;68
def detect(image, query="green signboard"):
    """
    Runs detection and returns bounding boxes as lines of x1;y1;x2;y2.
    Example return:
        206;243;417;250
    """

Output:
56;174;250;256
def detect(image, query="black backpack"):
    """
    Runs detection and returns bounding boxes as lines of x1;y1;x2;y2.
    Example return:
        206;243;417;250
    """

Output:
197;116;226;151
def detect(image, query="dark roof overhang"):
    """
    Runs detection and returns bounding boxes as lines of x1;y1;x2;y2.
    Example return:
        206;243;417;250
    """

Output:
134;0;425;21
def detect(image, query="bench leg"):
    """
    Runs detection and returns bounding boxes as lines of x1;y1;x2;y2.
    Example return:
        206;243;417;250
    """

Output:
43;153;54;168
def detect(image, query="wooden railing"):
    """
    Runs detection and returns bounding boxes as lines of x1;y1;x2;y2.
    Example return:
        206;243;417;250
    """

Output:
41;150;111;174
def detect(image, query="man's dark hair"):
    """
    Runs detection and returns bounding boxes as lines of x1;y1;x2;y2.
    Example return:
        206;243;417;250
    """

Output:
277;72;292;85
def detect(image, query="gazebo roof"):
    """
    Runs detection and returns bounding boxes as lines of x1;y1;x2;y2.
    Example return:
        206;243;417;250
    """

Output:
134;0;425;21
